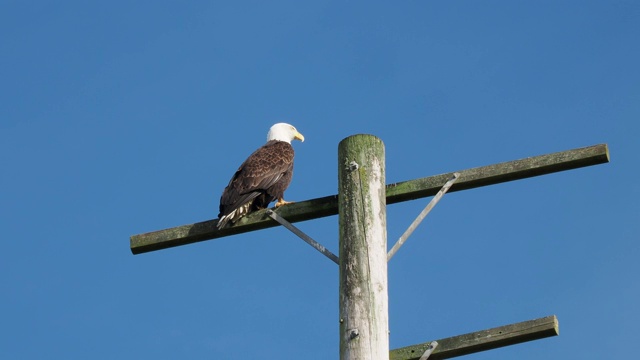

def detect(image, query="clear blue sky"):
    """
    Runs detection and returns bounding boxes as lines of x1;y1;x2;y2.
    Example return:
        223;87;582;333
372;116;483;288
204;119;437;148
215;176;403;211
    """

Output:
1;1;638;359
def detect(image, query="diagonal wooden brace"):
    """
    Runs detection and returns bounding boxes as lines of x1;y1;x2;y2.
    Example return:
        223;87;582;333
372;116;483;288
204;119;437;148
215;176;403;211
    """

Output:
387;172;460;261
266;209;339;265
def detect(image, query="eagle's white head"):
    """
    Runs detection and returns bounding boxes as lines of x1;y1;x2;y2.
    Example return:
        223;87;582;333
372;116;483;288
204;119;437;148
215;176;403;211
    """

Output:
267;123;305;144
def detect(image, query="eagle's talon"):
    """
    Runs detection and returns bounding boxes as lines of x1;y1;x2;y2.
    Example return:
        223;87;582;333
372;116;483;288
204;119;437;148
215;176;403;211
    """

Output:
275;199;294;208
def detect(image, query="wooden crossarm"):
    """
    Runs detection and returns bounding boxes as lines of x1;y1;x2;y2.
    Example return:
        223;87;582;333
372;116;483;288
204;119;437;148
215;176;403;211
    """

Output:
390;315;559;360
130;144;609;254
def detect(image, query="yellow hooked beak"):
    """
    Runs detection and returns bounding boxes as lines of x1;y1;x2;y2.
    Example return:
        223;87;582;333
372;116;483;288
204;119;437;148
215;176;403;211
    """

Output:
294;131;305;142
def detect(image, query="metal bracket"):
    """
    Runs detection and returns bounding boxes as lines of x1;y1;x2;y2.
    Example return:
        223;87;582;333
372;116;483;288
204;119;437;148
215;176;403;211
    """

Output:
387;172;460;261
266;209;339;265
419;341;439;360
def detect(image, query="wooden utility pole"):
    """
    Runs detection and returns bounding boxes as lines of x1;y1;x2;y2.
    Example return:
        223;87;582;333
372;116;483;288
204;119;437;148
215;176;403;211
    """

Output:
338;135;389;359
130;141;610;359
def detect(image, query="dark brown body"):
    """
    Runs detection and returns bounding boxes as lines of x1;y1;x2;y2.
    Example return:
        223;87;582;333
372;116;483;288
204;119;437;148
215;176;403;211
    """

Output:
217;140;294;228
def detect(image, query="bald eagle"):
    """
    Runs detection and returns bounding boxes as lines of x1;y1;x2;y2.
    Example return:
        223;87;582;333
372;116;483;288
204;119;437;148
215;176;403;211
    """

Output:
217;123;304;229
